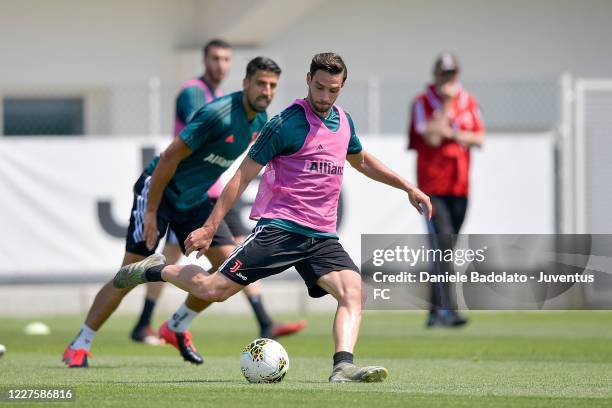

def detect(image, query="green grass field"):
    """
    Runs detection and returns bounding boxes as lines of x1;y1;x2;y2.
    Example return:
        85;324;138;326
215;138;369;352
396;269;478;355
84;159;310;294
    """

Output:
0;311;611;407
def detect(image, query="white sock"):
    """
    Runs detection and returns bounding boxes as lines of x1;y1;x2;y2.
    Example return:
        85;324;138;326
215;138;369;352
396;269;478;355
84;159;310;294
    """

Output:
70;324;96;351
168;303;198;333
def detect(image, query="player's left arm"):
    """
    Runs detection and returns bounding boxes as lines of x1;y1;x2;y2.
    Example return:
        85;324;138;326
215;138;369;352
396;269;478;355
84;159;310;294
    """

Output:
346;150;432;218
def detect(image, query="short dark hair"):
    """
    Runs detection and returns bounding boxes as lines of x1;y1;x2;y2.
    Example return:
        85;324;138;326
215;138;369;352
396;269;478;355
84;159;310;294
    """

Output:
203;39;231;57
309;53;347;83
245;56;282;79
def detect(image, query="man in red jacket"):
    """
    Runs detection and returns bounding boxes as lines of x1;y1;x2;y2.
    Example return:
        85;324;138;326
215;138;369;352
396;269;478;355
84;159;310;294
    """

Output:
408;53;484;327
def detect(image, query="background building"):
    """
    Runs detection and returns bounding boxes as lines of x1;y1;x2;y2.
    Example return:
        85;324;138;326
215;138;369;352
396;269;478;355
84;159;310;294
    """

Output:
1;0;611;314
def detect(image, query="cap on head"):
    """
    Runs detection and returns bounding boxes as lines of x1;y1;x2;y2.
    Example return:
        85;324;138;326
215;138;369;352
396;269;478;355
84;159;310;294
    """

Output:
433;52;460;76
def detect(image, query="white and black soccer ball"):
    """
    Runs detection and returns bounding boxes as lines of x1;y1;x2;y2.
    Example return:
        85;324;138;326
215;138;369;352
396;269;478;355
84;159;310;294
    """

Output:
240;338;289;383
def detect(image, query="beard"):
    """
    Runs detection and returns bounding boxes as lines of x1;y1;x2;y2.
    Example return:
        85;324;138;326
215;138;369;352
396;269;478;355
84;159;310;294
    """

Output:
247;95;271;113
313;101;332;113
307;92;333;115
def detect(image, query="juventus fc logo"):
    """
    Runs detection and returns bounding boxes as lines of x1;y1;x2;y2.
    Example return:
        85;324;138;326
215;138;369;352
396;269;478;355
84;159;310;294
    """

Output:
230;259;243;273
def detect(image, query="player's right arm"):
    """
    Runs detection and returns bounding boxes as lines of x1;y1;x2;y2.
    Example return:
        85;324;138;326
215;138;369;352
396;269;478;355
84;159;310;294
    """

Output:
143;138;192;250
143;105;217;250
185;156;263;258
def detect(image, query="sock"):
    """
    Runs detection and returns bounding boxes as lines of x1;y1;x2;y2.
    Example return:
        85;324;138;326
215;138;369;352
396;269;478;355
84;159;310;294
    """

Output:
70;324;96;351
333;351;354;367
168;303;198;333
134;297;156;330
145;264;166;282
247;295;273;333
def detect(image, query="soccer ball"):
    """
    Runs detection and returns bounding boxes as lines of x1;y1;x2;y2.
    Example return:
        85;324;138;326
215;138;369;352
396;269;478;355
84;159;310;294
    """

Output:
240;338;289;383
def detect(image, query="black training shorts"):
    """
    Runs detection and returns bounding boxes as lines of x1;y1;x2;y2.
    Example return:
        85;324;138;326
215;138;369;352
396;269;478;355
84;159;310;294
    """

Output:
125;173;235;256
218;225;360;298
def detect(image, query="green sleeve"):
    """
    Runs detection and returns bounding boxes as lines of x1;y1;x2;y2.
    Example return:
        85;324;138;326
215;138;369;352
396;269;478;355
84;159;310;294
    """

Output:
178;106;218;151
248;114;288;165
345;112;363;154
176;86;207;123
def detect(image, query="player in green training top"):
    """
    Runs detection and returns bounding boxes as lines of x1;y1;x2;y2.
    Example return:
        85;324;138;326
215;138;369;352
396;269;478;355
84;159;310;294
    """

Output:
131;39;232;345
63;57;282;368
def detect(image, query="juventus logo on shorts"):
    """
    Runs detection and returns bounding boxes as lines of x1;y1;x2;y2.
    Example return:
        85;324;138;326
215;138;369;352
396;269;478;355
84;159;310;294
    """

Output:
229;259;243;273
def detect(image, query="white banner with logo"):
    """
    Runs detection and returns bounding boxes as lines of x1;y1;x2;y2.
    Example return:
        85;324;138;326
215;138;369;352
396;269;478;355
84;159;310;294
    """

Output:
0;134;554;281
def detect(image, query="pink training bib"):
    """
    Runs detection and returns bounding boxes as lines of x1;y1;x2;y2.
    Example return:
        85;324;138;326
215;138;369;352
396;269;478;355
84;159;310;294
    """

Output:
250;99;351;233
173;78;223;137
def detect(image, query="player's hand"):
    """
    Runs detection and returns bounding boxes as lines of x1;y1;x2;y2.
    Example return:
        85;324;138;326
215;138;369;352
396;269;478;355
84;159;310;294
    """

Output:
407;187;432;219
185;224;215;258
425;116;446;146
439;123;455;139
424;133;443;147
143;210;158;250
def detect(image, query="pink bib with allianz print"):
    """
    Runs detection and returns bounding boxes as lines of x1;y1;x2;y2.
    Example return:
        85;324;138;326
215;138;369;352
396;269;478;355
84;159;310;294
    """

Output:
250;99;351;233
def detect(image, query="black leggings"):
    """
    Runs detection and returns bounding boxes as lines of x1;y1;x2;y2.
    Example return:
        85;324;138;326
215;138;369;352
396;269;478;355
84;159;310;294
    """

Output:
429;195;468;310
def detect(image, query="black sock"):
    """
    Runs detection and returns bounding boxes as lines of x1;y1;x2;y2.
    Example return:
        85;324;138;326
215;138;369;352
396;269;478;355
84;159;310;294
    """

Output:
247;295;272;331
145;264;166;282
333;351;354;367
134;297;156;329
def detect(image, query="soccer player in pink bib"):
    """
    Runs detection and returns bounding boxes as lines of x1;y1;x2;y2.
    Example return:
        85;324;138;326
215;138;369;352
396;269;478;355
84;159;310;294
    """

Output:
114;53;431;382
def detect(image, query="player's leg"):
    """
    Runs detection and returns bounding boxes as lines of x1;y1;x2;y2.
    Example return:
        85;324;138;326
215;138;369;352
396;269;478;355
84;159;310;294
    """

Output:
113;256;244;304
130;231;182;344
63;252;144;367
316;269;387;383
294;238;387;383
157;244;235;364
242;280;306;338
316;270;364;353
64;173;168;367
114;225;298;360
159;240;285;336
224;205;306;338
155;205;243;363
223;207;277;336
111;250;243;364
